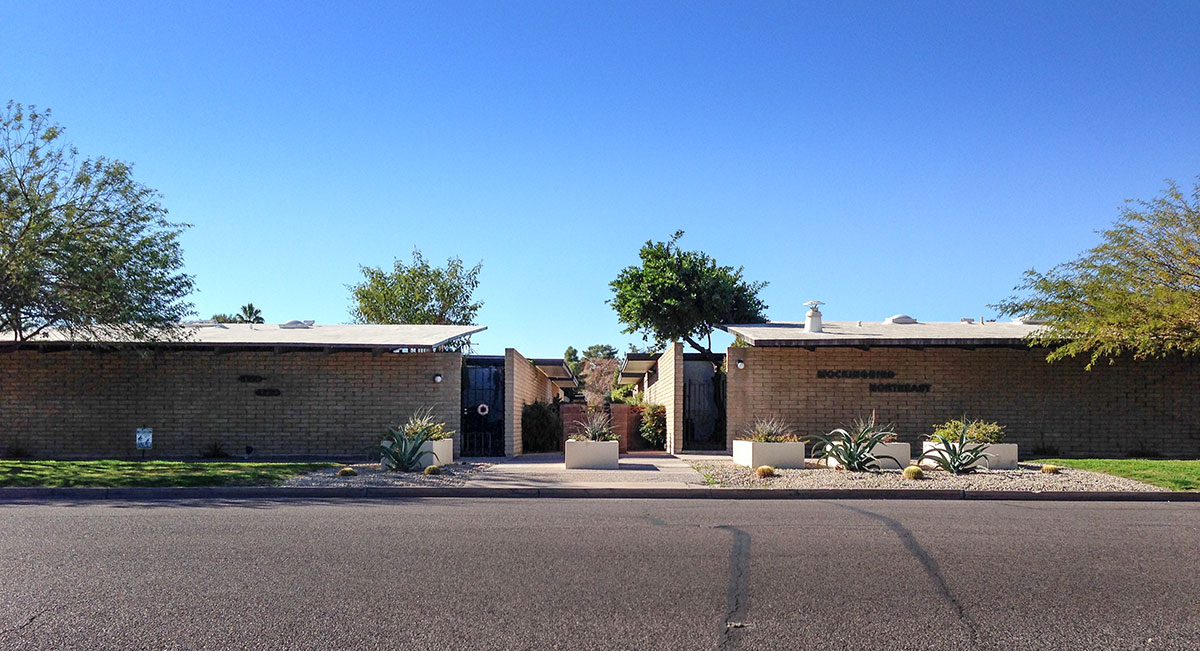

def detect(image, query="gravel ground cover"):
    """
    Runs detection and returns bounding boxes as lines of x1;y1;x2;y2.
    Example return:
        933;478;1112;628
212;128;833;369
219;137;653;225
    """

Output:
688;460;1159;492
282;462;492;487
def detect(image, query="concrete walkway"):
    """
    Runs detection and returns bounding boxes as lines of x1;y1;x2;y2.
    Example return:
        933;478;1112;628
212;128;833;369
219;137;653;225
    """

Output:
470;451;714;489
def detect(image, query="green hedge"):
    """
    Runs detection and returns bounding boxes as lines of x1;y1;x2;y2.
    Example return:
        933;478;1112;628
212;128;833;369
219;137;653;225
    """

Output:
522;401;564;452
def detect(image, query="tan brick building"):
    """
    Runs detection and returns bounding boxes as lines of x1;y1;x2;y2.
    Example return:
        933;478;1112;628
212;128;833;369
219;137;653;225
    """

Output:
721;317;1200;459
0;323;576;460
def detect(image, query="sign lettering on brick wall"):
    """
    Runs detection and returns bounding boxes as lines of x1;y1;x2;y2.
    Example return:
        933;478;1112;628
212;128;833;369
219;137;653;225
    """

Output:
816;370;897;379
815;370;932;393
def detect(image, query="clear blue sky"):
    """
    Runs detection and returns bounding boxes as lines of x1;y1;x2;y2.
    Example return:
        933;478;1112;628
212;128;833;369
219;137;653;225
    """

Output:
4;1;1198;356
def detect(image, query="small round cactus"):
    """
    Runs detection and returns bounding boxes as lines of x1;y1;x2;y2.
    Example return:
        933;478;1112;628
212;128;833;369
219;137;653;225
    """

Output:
423;465;442;475
902;465;924;480
337;466;358;477
755;465;776;478
1040;464;1061;474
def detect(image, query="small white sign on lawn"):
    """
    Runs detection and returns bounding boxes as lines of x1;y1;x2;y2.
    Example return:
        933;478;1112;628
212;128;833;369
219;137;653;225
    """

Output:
135;428;153;450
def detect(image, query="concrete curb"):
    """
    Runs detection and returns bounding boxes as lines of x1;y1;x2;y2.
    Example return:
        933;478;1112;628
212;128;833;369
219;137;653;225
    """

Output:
1;486;1198;502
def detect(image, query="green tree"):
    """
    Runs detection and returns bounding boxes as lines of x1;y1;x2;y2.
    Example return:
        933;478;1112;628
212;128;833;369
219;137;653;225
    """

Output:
994;178;1200;368
236;303;264;324
211;314;235;323
349;249;482;326
0;102;193;343
609;230;768;357
563;346;582;378
582;343;618;360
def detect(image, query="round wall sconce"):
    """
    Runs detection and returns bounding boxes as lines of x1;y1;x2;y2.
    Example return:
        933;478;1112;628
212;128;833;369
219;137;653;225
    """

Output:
736;359;745;370
433;374;443;383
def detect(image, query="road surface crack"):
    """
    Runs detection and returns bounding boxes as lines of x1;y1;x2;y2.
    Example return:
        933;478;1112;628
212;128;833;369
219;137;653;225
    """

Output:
835;503;981;646
716;525;751;650
0;602;75;637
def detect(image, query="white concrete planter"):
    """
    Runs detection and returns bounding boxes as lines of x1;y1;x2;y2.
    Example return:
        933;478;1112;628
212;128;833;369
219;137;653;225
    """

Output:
819;441;911;470
920;442;1018;470
732;439;806;469
418;438;454;466
565;439;619;470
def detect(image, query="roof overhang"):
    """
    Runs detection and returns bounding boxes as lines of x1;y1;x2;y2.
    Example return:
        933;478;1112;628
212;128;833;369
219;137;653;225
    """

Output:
530;358;578;390
6;323;487;352
721;321;1039;348
618;353;659;384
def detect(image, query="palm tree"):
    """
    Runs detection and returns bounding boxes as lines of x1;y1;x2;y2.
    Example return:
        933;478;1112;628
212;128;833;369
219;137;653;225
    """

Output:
235;303;264;324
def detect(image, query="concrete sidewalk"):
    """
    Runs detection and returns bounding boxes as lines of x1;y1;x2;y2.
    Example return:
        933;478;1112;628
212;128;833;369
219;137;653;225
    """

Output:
470;451;714;489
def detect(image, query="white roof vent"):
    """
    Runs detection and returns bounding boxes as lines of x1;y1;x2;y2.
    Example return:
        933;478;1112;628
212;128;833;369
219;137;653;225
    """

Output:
960;317;975;324
279;320;316;329
884;314;918;325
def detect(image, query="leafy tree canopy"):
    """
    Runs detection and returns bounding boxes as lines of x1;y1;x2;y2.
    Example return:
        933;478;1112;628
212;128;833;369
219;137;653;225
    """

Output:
993;178;1200;368
563;346;581;378
0;102;193;343
349;249;482;326
581;343;618;360
237;303;263;324
213;303;264;324
609;230;767;356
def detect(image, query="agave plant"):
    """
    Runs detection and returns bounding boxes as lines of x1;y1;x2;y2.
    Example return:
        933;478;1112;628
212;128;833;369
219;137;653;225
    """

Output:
810;414;901;471
918;419;993;474
377;408;455;471
571;410;617;442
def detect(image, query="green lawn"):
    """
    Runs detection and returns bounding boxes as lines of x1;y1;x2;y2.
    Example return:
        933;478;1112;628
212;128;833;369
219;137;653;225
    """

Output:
0;460;336;488
1038;458;1200;491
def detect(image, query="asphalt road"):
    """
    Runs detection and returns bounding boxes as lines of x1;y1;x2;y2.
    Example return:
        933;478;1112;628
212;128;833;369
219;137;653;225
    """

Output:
1;498;1198;650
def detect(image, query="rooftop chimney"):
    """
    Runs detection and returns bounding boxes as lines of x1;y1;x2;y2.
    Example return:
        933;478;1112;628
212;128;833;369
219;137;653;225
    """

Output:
804;300;824;334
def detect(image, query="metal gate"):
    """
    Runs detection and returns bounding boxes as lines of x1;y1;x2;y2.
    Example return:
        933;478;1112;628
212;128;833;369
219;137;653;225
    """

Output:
460;358;505;456
683;378;725;451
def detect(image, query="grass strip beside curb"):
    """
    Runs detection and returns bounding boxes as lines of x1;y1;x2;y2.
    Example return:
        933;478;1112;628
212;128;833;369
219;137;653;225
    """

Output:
1037;458;1200;491
0;460;337;488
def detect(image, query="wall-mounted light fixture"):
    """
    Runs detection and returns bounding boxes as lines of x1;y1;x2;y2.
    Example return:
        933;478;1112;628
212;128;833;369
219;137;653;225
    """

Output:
736;359;745;370
433;373;443;383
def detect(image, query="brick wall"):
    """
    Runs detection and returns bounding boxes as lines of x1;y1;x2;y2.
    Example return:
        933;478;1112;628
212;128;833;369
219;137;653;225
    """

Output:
0;349;462;459
725;346;1200;458
644;343;685;454
560;403;588;444
504;348;555;456
610;403;637;453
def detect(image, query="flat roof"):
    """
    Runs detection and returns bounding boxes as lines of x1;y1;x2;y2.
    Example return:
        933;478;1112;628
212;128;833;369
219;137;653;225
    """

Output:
722;320;1042;347
12;323;486;350
618;353;659;384
529;358;579;389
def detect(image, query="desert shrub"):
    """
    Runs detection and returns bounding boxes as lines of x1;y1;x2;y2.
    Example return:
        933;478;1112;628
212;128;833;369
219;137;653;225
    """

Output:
338;466;358;476
755;465;776;478
377;407;456;471
570;410;617;442
1040;464;1061;474
399;407;454;441
522;401;564;452
739;417;799;443
810;414;900;471
919;420;993;474
929;418;1005;444
424;465;442;475
639;404;667;448
902;465;924;480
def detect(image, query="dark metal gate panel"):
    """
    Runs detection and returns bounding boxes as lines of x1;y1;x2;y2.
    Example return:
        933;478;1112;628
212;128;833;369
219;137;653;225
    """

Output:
683;378;725;450
460;360;505;457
